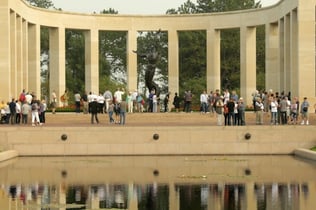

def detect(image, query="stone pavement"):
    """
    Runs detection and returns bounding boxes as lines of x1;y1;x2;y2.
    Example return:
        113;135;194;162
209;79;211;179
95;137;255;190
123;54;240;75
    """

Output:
41;111;315;127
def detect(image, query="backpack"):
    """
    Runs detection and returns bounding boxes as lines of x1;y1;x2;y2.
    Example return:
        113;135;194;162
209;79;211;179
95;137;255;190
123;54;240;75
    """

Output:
31;103;37;111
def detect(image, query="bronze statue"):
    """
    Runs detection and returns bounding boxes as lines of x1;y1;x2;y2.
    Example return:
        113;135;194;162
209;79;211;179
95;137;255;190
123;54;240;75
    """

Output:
133;30;162;97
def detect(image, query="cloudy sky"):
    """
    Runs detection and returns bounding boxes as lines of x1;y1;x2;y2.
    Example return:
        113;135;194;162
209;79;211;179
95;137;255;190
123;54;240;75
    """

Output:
50;0;280;15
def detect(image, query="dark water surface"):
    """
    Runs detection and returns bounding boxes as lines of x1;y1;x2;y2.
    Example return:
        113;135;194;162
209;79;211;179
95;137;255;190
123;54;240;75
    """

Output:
0;155;315;210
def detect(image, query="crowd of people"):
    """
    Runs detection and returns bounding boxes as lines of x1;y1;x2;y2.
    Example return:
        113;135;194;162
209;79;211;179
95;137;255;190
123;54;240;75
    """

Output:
0;88;314;127
173;88;314;127
0;89;47;126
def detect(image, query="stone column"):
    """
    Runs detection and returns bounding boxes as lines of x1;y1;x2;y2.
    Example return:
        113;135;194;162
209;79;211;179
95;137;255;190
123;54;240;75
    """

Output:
284;14;291;94
16;15;23;95
265;22;280;92
297;2;316;106
0;0;10;100
207;29;221;92
49;27;66;106
22;20;29;92
290;10;298;98
240;26;256;106
84;29;99;94
28;23;41;98
168;30;179;108
127;30;138;92
10;11;17;98
279;18;285;92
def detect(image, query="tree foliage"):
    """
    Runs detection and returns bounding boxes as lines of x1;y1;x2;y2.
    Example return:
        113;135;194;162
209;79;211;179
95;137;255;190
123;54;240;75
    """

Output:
166;0;264;102
26;0;54;8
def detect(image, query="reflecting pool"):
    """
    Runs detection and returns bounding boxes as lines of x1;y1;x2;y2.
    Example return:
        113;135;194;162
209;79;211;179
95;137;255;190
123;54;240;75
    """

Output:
0;155;315;210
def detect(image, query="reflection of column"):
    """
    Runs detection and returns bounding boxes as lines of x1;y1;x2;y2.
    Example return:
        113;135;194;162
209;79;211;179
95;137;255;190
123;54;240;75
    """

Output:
169;183;179;210
36;195;41;210
208;185;221;210
128;182;138;210
28;23;41;97
58;183;66;210
49;27;65;106
207;29;221;92
127;30;137;92
85;29;99;94
0;189;9;209
168;30;179;108
245;182;257;210
240;26;256;106
87;186;99;209
299;182;316;210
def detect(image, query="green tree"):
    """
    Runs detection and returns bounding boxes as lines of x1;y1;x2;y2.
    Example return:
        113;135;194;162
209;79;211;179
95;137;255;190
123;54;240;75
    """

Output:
167;0;264;102
26;0;54;8
98;9;128;94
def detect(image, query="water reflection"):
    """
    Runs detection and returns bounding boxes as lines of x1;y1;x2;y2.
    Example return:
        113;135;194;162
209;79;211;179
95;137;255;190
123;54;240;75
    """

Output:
0;155;316;210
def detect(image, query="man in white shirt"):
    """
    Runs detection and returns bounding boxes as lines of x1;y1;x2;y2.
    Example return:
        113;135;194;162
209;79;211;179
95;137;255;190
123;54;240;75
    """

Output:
114;88;125;103
200;90;208;113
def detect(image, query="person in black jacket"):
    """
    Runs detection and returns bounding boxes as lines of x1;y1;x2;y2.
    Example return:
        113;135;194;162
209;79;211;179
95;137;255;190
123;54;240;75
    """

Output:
89;97;99;124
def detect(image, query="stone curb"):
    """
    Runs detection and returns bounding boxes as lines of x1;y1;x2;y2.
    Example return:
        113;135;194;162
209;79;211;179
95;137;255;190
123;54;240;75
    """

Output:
294;148;316;161
0;150;19;162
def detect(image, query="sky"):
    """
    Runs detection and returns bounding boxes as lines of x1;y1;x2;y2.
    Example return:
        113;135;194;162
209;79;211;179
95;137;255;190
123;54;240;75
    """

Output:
50;0;280;15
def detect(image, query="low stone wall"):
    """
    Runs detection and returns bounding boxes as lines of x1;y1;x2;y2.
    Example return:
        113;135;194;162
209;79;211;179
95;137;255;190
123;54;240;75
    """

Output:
0;150;18;162
0;125;315;156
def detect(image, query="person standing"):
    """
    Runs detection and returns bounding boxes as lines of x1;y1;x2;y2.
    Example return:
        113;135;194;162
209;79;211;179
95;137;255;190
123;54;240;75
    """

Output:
21;101;30;124
255;98;264;125
74;91;81;113
97;93;105;114
108;100;115;124
114;88;125;103
173;92;180;112
215;96;224;126
238;97;246;126
103;89;113;113
300;97;310;125
226;97;235;125
270;97;279;125
200;90;208;114
184;90;193;113
163;92;170;113
152;92;158;113
51;90;57;114
9;98;16;125
89;97;99;124
61;89;69;107
82;91;88;114
119;99;127;125
39;100;47;124
31;100;41;126
126;92;133;113
15;100;21;124
279;97;288;125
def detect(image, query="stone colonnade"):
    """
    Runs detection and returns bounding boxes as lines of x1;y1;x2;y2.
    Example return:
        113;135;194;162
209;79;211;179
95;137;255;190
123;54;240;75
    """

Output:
0;0;315;106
